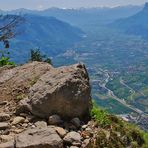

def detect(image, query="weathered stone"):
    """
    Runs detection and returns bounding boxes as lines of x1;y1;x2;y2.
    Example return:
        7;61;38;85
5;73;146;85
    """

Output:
81;131;91;139
0;101;8;106
34;121;47;128
85;127;92;132
0;113;10;122
22;123;28;128
82;139;91;148
0;140;14;148
72;142;81;147
18;63;91;120
0;122;9;130
0;129;10;135
15;127;63;148
48;115;63;125
24;119;29;123
0;135;14;142
82;124;88;129
26;115;35;122
11;116;25;125
71;118;81;128
55;127;67;138
70;146;79;148
64;131;82;144
0;62;52;103
11;129;24;134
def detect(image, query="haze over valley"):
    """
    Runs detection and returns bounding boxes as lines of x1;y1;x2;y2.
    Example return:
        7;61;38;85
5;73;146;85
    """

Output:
0;2;148;131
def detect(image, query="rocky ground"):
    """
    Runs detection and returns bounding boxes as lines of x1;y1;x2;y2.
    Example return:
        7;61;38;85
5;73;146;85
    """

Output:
0;111;95;148
0;62;93;147
0;62;147;148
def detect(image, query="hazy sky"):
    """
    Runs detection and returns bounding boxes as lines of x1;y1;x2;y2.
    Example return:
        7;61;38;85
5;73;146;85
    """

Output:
0;0;147;10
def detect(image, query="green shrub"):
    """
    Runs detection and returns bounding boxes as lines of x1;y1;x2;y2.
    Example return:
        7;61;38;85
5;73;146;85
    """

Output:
16;94;26;101
0;48;15;67
0;56;15;67
142;134;148;148
91;102;111;127
30;48;52;65
90;101;148;148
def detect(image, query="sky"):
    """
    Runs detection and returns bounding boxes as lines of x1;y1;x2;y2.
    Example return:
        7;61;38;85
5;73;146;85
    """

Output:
0;0;147;10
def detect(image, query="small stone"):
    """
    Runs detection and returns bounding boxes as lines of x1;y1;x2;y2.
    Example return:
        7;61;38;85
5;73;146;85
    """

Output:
26;115;35;122
71;118;81;128
64;131;82;144
0;101;8;106
87;121;92;126
92;121;98;128
34;121;47;128
86;136;90;139
22;123;28;128
11;116;25;125
48;115;63;125
70;146;79;148
81;130;93;139
31;125;36;128
55;127;67;138
11;126;15;129
0;135;14;142
72;142;81;146
28;123;33;126
0;113;10;122
81;131;89;139
1;129;10;135
24;119;29;123
85;127;92;132
82;139;91;148
0;140;14;148
19;113;28;117
11;129;24;134
82;125;88;129
0;122;9;130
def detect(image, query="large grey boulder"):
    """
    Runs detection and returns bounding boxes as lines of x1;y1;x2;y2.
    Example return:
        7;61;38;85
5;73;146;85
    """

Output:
15;127;63;148
18;63;91;120
0;62;53;102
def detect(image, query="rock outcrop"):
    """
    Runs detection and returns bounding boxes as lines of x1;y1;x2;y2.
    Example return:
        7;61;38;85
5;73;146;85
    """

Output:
0;62;52;102
0;62;146;148
17;62;91;120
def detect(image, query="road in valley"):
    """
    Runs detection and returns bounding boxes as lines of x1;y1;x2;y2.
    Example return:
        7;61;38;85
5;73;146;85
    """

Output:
120;77;146;97
92;68;145;115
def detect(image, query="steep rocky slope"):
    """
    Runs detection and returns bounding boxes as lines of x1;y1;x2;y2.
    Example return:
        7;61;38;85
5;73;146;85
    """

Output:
0;62;147;148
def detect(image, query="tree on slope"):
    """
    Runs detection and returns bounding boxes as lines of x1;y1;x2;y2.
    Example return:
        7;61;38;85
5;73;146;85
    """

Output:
0;15;24;66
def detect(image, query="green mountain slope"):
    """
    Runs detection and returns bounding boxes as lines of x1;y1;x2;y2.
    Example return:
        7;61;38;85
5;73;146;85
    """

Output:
0;14;84;63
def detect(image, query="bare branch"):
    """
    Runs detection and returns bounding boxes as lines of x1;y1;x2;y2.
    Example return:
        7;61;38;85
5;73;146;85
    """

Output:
0;14;25;42
0;14;25;48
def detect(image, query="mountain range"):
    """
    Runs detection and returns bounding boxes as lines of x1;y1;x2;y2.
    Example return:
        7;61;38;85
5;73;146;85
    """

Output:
0;14;84;63
111;3;148;39
0;5;144;63
0;4;148;127
2;5;142;29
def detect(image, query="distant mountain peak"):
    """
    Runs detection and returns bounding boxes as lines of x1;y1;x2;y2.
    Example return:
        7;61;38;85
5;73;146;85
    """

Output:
111;2;148;39
143;2;148;11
